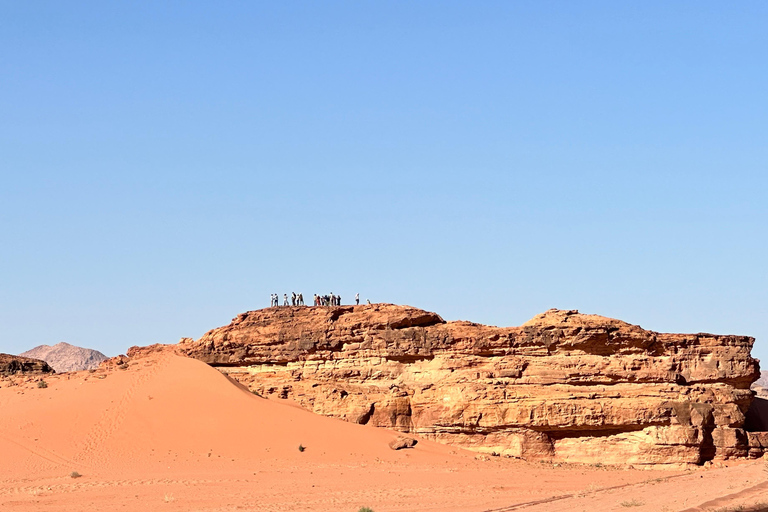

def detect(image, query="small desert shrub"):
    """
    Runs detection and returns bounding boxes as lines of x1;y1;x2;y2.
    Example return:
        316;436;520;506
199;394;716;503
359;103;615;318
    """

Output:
37;380;48;388
70;471;81;479
358;508;374;512
164;493;175;503
620;499;644;507
298;444;306;452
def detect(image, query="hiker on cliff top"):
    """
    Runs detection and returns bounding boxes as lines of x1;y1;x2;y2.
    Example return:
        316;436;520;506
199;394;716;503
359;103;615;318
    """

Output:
355;293;359;305
291;292;296;306
283;294;289;306
298;293;304;306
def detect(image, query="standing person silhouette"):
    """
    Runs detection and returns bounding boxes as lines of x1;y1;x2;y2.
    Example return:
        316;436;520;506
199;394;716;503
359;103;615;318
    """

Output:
355;293;359;305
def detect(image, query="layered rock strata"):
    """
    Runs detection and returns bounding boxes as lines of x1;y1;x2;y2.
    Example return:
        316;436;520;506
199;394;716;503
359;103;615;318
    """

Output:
180;305;762;467
0;354;53;375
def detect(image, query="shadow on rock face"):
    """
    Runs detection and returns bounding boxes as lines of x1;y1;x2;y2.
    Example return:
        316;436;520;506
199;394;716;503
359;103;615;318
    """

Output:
745;397;768;431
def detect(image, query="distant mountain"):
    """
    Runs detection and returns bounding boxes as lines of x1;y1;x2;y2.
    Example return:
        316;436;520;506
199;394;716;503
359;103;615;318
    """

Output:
752;371;768;398
20;342;108;373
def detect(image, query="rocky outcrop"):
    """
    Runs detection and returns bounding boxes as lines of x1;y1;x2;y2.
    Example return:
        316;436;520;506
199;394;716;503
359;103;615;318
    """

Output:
0;353;53;375
180;304;762;467
20;342;107;373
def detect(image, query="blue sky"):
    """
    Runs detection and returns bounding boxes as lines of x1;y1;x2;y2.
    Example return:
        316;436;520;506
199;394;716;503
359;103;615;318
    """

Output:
2;2;766;362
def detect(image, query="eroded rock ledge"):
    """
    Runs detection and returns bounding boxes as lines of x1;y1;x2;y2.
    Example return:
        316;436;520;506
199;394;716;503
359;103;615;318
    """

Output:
180;304;763;467
0;353;53;375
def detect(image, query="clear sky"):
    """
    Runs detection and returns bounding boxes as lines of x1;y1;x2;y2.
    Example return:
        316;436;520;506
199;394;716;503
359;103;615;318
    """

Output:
2;2;766;363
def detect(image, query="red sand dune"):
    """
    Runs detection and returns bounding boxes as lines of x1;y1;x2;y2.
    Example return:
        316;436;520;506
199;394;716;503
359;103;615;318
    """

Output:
0;353;766;511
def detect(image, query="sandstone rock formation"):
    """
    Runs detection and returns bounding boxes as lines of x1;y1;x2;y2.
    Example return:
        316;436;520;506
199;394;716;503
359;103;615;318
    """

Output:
99;344;176;370
0;353;53;375
179;304;763;467
21;342;108;373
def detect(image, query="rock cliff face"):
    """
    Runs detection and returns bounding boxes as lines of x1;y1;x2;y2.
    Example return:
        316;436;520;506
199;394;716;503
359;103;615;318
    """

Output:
180;305;763;467
21;342;107;373
0;353;53;375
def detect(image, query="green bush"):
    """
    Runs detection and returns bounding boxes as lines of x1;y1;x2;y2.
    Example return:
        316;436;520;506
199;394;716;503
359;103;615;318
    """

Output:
70;471;82;479
298;444;306;452
37;380;48;388
358;508;374;512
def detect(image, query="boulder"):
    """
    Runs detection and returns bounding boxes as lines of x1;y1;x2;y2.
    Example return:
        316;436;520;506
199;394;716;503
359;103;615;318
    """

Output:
389;436;418;450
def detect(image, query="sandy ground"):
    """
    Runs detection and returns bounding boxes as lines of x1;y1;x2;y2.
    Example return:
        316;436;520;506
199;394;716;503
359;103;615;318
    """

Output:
0;353;766;512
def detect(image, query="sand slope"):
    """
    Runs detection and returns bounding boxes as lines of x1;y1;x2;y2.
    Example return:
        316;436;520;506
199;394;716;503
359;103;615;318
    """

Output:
0;353;766;512
0;354;453;477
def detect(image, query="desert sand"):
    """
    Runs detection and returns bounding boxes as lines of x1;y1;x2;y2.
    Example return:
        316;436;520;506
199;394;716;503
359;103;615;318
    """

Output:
1;352;766;512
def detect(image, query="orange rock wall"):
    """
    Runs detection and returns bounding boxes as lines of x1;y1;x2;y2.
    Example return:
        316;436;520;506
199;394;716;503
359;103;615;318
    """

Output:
180;305;762;467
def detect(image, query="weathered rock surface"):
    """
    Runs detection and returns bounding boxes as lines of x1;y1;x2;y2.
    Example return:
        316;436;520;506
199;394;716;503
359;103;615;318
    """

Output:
20;342;107;373
180;304;763;467
0;353;53;375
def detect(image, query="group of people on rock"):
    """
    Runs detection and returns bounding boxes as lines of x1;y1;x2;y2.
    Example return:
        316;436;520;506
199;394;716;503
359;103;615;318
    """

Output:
270;292;304;307
270;292;361;307
315;293;341;306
